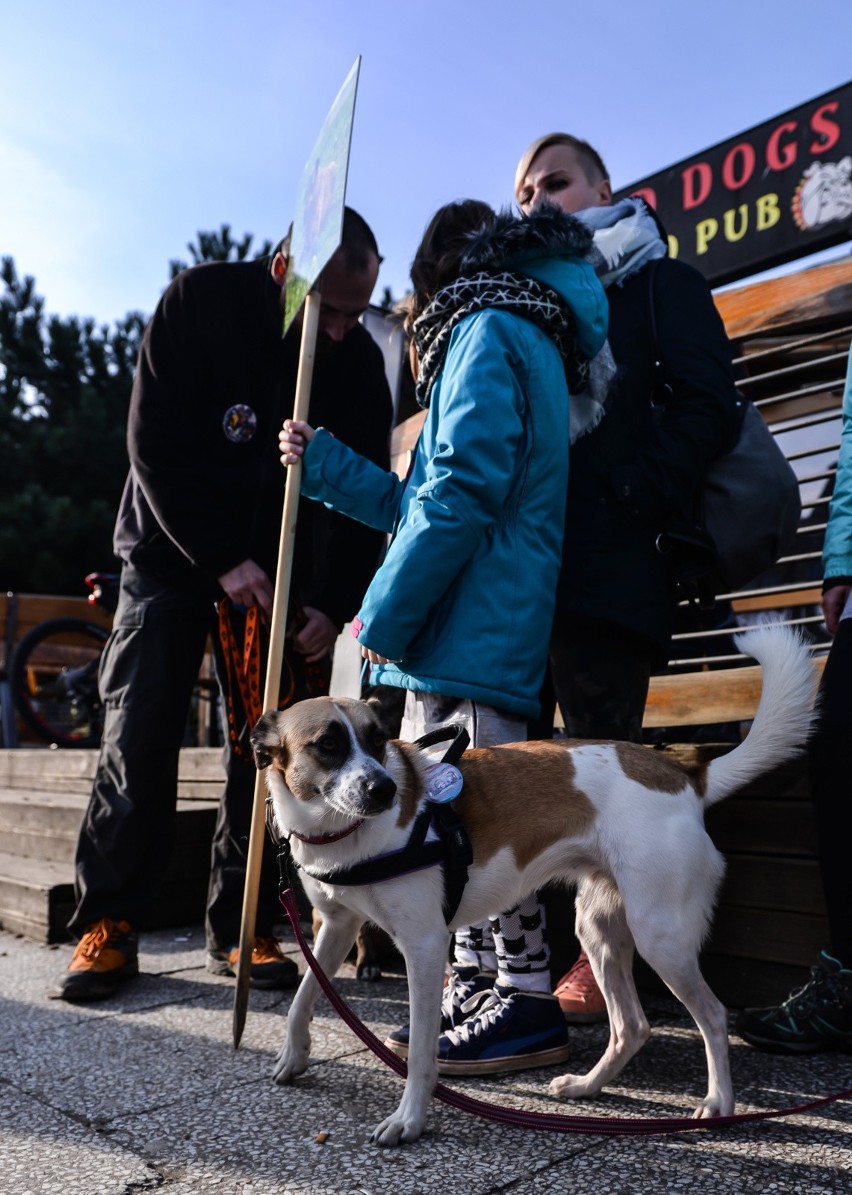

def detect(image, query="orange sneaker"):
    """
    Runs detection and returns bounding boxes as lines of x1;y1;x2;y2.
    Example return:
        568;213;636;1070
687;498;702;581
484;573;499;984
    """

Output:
60;917;138;1003
553;952;608;1023
206;936;298;990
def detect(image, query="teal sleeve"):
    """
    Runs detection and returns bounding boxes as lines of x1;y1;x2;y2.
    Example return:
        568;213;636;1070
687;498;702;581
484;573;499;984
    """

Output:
301;428;403;534
823;344;852;581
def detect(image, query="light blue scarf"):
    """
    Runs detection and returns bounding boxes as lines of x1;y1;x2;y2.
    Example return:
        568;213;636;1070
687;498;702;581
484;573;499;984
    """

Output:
576;198;668;289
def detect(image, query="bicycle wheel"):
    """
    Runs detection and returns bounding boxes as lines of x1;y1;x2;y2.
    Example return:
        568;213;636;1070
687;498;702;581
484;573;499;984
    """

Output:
10;618;110;748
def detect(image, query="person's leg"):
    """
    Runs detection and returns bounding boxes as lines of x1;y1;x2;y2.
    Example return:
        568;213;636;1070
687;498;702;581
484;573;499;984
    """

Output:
400;692;533;982
393;691;569;1073
546;615;654;1022
63;565;210;1001
809;619;852;968
549;615;653;743
388;692;530;1054
204;748;284;943
736;619;852;1053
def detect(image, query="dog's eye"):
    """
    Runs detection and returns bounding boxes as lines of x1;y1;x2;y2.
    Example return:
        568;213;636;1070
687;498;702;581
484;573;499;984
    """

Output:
369;729;387;751
318;735;339;754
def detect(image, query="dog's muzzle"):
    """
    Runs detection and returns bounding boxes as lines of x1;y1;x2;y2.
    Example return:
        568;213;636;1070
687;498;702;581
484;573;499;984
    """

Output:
363;773;396;812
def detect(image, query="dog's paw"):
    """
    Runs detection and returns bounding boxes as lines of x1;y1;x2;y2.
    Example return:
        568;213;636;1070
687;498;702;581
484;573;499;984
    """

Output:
369;1112;424;1147
271;1037;310;1086
692;1094;734;1119
356;961;384;982
548;1072;603;1100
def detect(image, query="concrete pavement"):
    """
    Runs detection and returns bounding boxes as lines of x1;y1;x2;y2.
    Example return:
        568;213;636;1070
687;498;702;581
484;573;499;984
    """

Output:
1;921;850;1195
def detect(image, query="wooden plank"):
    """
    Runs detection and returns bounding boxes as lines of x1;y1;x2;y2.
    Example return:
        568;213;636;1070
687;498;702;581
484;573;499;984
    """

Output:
719;855;826;916
0;749;103;789
0;746;225;795
696;956;812;1010
706;799;818;856
714;257;852;340
706;904;828;968
644;664;762;727
760;388;843;426
642;655;825;728
0;593;112;634
733;587;821;613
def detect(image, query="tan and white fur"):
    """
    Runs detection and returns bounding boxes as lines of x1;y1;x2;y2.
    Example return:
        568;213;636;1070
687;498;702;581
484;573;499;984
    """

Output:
251;625;818;1146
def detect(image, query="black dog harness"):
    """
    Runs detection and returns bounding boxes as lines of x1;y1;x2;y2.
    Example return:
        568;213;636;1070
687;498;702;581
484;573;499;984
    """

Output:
266;724;473;923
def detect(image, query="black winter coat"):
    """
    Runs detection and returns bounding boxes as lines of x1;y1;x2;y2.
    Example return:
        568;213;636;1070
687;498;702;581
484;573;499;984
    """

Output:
554;257;741;654
114;257;393;628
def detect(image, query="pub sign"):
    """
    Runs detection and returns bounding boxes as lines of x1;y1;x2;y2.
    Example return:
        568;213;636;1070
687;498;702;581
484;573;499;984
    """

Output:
614;82;852;287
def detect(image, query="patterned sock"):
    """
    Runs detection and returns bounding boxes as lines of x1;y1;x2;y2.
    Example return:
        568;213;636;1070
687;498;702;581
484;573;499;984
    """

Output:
491;896;551;993
452;921;497;973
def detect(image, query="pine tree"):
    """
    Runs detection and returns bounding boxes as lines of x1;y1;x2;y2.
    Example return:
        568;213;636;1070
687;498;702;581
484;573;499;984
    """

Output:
169;224;273;279
0;257;143;592
1;228;292;593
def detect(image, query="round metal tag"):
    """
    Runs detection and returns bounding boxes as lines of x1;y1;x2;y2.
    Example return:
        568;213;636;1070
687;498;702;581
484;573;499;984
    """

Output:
424;762;464;804
222;404;258;443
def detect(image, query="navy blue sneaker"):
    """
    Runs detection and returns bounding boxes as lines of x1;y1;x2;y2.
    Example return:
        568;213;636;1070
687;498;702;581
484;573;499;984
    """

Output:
384;965;495;1059
736;951;852;1055
436;983;571;1075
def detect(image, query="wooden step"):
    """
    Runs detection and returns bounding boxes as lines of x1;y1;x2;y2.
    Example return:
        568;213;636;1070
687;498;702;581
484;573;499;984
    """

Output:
0;788;218;865
0;851;76;942
0;747;224;798
0;823;219;945
0;796;218;944
0;751;221;942
0;789;88;863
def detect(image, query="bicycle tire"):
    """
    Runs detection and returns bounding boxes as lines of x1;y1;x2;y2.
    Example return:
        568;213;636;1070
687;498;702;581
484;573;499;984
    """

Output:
10;617;110;748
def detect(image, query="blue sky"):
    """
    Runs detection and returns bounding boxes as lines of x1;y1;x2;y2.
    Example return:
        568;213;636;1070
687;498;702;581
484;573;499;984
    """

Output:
2;1;850;325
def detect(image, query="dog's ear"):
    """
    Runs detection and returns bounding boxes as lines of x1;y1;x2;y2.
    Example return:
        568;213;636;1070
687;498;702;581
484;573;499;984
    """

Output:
364;692;402;737
250;711;286;771
365;696;386;718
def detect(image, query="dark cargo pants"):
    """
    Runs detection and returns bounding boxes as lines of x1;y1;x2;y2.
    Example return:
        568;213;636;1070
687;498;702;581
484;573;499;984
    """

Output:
70;563;285;951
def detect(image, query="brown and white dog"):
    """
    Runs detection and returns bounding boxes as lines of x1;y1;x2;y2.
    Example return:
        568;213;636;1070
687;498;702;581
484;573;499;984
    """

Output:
251;625;818;1146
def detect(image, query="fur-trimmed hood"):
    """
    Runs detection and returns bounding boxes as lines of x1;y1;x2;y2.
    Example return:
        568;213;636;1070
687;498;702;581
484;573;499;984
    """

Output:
458;205;593;276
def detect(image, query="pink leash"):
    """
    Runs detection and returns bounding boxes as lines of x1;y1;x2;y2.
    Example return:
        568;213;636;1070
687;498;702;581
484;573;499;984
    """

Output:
279;889;852;1136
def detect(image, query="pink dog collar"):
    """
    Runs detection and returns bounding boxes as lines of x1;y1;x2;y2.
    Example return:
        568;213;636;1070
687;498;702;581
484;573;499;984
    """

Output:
290;819;364;845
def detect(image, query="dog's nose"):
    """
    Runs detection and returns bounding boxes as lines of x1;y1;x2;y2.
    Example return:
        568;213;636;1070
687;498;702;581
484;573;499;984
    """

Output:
367;775;396;809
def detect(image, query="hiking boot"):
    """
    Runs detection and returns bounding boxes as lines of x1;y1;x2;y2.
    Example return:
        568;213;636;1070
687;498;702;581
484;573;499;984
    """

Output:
553;951;608;1023
60;918;138;1003
206;936;298;991
436;984;571;1075
384;965;495;1059
736;951;852;1054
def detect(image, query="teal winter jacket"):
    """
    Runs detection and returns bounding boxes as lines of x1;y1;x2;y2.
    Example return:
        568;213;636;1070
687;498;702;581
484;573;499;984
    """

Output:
301;217;608;717
823;344;852;584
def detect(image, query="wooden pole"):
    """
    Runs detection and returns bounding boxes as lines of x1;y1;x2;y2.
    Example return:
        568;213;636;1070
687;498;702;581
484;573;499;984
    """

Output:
232;287;321;1048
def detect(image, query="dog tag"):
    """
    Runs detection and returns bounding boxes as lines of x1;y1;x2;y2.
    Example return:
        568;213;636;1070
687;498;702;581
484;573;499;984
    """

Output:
424;762;463;803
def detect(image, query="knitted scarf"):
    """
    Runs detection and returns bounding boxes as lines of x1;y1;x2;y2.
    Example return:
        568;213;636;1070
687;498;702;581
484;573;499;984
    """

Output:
412;268;590;412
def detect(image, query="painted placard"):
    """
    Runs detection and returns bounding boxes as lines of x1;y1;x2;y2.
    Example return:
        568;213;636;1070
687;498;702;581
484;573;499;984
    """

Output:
282;57;361;335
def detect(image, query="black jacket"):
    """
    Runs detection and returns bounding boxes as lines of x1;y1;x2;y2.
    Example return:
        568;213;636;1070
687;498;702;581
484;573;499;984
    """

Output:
114;257;392;627
555;257;741;653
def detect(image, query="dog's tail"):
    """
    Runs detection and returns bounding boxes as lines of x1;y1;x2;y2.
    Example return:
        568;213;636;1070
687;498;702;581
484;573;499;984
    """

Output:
703;623;820;809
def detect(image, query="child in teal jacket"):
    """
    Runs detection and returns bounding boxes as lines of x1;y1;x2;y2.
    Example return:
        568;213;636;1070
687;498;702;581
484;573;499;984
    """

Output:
280;200;611;1074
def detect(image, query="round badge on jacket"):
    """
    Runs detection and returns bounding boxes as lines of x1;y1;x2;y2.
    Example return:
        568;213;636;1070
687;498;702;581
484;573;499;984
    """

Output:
222;404;258;443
